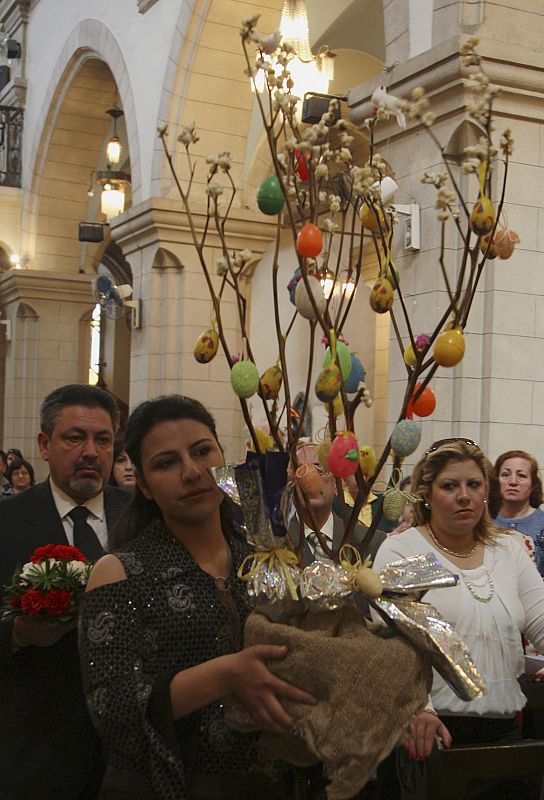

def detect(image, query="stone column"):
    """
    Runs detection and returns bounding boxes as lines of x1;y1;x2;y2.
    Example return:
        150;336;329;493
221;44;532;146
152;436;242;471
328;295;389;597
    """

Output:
348;12;544;463
0;269;95;478
111;197;277;461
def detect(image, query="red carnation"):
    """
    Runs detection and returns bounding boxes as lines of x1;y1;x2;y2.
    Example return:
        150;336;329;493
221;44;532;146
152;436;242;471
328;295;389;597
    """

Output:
32;544;87;563
43;588;72;617
20;588;46;616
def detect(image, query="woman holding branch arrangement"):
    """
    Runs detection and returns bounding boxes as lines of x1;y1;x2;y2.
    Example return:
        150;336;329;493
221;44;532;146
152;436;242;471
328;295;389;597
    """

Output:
78;395;314;800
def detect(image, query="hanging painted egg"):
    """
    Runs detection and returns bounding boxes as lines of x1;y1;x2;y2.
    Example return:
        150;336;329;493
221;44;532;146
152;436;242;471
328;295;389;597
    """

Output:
257;175;285;215
383;489;407;521
369;278;394;314
258;365;283;400
296;223;323;258
316;440;331;470
193;328;219;363
230;360;260;398
410;384;436;417
494;228;520;260
434;327;465;367
294;276;326;319
469;195;495;235
327;431;360;478
359;445;377;478
323;340;352;380
295;463;322;498
480;233;497;259
403;343;417;368
315;364;342;402
353;567;383;598
359;203;387;232
325;393;344;418
287;267;302;305
391;419;421;457
344;354;366;393
294;148;309;181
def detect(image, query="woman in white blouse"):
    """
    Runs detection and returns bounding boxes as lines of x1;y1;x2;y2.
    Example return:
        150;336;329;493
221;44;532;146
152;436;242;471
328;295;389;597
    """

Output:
374;438;544;797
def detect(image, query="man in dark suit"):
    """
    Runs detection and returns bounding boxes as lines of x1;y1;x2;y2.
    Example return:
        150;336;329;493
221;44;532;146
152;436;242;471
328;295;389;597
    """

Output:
0;384;131;800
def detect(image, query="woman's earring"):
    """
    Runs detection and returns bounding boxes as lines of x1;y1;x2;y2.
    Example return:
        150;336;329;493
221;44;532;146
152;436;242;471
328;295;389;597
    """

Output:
483;499;487;505
424;501;430;509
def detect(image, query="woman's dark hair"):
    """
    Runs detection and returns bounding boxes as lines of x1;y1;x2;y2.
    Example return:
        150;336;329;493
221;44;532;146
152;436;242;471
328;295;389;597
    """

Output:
6;447;23;461
108;432;128;487
109;395;224;549
5;457;35;487
494;450;543;509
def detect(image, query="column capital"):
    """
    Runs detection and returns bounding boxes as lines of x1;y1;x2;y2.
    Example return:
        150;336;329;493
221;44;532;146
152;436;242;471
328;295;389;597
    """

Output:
0;269;94;309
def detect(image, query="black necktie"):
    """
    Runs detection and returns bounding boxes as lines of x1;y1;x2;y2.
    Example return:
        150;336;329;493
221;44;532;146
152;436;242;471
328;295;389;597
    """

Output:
68;506;104;562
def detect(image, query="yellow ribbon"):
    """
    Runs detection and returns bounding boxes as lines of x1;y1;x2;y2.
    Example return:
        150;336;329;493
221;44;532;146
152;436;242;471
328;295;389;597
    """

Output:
477;160;487;195
338;544;372;587
238;548;300;601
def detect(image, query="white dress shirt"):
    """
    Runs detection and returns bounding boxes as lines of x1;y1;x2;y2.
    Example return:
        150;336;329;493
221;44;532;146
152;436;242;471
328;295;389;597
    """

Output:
306;514;335;560
50;478;108;550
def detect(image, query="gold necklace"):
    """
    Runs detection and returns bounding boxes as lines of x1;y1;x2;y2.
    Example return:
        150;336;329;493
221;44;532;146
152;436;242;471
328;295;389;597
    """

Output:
426;523;479;558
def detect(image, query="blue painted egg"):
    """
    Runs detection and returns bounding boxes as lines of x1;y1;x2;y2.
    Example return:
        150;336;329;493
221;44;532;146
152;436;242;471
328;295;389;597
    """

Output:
343;354;366;393
391;419;421;457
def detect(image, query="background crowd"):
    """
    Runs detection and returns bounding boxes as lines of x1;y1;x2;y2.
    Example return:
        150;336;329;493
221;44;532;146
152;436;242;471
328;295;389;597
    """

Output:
0;384;543;800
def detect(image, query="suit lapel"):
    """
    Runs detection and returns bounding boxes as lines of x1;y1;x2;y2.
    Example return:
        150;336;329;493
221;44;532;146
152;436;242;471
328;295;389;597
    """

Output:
22;481;69;548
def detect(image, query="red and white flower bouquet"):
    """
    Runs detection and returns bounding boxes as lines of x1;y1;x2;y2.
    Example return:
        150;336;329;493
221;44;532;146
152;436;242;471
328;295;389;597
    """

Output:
3;544;93;624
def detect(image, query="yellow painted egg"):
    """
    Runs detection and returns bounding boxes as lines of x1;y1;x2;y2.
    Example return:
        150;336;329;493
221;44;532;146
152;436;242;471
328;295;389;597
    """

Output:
434;327;465;367
294;276;327;320
359;203;387;233
325;393;344;417
354;567;383;598
480;233;497;259
470;195;495;235
315;364;342;402
194;328;219;363
230;360;260;398
369;278;394;314
316;440;331;470
258;365;283;400
404;343;417;368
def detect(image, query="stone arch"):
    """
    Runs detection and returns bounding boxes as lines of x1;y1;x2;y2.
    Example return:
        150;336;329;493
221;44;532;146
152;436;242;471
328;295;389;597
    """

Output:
21;18;140;265
152;247;183;270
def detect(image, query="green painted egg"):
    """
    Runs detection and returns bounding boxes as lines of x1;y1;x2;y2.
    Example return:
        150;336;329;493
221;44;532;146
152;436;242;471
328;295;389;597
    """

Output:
257;175;285;215
391;419;421;457
194;328;219;363
231;360;260;398
323;341;352;380
315;364;342;402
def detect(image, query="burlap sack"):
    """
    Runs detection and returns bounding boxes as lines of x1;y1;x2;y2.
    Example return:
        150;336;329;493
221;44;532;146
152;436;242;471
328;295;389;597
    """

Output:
225;599;431;800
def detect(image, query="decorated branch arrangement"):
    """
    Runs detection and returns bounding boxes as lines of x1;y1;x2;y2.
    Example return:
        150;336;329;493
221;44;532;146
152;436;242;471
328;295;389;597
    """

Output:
157;21;513;796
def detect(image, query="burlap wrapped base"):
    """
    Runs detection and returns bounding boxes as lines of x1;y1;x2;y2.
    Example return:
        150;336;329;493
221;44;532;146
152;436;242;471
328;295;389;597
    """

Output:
225;599;431;800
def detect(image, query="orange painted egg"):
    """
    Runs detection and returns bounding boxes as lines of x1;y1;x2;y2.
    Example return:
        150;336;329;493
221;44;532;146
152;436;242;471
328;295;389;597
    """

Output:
410;384;436;417
258;365;283;400
434;328;465;367
230;360;260;398
327;431;360;478
494;228;520;260
470;194;495;235
296;223;323;257
369;278;394;314
194;328;219;363
315;364;342;402
295;464;322;498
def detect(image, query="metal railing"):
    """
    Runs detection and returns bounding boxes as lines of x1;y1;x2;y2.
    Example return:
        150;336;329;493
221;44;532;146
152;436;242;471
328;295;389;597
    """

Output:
0;105;23;187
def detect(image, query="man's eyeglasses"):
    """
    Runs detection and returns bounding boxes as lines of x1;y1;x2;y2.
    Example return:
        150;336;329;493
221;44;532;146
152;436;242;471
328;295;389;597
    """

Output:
425;437;479;456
